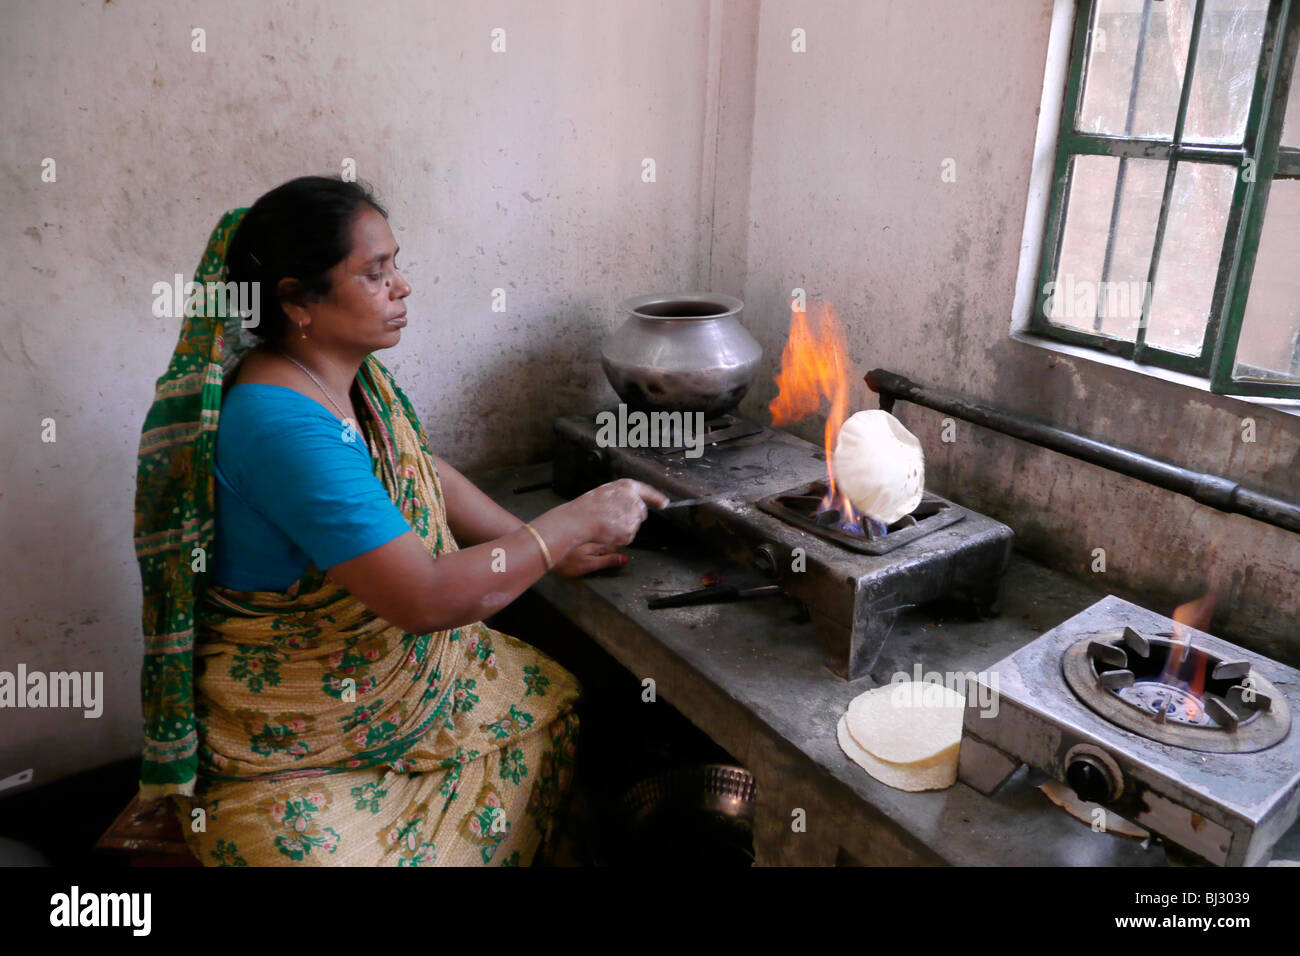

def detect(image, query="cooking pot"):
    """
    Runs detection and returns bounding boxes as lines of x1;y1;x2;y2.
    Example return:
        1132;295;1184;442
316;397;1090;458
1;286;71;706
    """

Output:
615;763;756;866
601;292;762;417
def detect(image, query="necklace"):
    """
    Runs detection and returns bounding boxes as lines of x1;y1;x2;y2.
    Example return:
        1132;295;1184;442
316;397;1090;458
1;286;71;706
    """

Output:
278;350;353;422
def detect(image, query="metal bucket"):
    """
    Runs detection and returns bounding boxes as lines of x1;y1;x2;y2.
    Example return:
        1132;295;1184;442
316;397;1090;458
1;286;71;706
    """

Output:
615;763;757;865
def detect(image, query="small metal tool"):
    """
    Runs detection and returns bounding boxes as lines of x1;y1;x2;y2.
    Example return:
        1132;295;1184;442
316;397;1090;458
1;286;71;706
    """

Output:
659;496;718;511
647;584;783;610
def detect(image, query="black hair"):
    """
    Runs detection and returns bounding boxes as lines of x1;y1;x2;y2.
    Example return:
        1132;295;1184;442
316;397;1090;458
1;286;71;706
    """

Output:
226;175;388;343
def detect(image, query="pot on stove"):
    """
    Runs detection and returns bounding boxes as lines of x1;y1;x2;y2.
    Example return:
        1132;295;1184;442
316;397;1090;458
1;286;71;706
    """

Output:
602;292;762;417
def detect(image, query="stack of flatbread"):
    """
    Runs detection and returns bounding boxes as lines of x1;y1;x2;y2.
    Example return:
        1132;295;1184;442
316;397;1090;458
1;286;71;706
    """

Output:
836;682;966;791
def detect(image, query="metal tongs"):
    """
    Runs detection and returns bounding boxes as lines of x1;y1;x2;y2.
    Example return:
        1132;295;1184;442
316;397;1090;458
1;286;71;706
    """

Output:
647;583;783;610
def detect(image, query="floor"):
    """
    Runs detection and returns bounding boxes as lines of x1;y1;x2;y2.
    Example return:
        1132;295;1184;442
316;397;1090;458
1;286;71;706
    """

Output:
0;756;140;867
490;595;756;866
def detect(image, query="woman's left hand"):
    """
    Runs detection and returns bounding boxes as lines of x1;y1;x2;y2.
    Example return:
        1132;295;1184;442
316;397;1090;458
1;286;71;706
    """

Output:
550;541;628;578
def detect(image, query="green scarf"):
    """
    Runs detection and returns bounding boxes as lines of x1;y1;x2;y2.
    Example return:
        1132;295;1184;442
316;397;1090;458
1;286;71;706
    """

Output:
135;209;255;799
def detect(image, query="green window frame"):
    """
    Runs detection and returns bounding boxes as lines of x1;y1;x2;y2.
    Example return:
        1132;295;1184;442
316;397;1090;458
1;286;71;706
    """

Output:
1033;0;1300;398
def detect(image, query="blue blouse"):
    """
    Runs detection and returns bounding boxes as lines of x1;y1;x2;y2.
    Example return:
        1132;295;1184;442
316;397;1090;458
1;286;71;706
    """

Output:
212;384;413;592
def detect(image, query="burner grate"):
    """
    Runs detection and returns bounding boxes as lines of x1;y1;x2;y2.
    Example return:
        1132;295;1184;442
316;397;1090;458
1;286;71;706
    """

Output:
1061;627;1289;753
652;414;763;455
756;481;964;555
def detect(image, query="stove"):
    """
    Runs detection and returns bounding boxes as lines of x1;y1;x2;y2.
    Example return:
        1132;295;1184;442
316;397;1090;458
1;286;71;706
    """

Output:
958;595;1300;866
553;411;1015;680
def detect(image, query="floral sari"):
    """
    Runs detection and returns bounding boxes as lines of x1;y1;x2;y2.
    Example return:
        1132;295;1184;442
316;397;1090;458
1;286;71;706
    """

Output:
134;209;580;865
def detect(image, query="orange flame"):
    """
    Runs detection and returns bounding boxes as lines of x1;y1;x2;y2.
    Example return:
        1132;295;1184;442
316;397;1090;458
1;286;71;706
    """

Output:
1165;589;1218;716
1172;591;1217;633
769;302;857;510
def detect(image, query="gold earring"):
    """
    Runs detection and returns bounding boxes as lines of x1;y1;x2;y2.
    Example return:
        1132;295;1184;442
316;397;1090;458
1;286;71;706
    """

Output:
300;325;307;339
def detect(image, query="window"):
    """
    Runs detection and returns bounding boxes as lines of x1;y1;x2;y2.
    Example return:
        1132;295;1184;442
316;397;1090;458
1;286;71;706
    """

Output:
1033;0;1300;398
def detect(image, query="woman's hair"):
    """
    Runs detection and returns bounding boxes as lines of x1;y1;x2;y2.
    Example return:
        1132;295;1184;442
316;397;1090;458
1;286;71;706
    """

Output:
226;175;388;343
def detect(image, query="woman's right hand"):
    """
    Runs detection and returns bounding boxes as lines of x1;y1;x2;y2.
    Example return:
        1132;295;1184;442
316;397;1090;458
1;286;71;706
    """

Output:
560;478;670;547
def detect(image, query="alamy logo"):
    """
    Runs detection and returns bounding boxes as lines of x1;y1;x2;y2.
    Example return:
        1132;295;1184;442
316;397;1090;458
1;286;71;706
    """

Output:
0;665;103;718
49;886;151;936
1043;276;1150;322
594;404;706;459
890;663;999;718
151;274;260;327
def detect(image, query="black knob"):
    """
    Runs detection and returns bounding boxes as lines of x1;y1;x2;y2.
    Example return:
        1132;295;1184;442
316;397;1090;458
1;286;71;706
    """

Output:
753;544;779;577
1066;757;1112;804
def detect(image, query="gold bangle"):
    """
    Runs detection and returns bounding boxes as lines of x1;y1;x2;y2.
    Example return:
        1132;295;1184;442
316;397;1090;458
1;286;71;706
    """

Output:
522;522;553;571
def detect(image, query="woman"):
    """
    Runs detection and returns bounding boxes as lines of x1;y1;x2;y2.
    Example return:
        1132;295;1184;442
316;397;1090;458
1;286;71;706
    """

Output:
134;176;666;866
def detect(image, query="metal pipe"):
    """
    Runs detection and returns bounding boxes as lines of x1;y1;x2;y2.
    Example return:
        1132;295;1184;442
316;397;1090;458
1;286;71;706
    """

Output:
865;368;1300;535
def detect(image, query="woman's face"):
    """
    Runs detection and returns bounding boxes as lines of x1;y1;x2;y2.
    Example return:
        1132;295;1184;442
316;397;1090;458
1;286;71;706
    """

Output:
288;204;411;351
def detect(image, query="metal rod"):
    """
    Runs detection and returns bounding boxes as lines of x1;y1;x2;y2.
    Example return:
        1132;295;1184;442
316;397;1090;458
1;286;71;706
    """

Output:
660;496;715;510
1134;0;1206;360
1094;0;1155;333
647;584;783;610
865;368;1300;535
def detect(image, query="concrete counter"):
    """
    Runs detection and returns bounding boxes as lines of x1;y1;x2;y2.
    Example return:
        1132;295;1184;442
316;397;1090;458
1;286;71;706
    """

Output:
476;462;1300;867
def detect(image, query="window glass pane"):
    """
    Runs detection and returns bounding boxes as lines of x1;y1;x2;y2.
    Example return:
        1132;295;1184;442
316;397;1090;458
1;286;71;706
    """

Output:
1182;0;1267;144
1049;155;1166;339
1145;163;1236;354
1281;45;1299;147
1078;0;1194;140
1234;180;1300;383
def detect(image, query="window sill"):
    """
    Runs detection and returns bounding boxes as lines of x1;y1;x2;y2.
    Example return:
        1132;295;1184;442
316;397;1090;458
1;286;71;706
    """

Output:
1011;330;1300;418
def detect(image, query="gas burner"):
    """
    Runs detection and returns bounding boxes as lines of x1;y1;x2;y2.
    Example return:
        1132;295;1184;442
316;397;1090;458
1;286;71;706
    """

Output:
1121;681;1212;727
958;596;1300;866
757;481;964;555
553;412;1013;680
1061;627;1288;752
